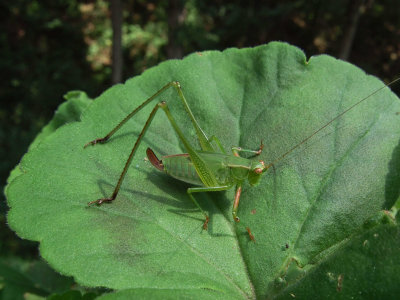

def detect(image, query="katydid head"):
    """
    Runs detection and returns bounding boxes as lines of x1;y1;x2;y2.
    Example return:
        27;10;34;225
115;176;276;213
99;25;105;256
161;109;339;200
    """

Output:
248;160;267;186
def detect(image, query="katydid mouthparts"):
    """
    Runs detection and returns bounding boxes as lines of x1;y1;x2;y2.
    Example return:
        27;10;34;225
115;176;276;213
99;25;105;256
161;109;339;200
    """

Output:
84;78;399;241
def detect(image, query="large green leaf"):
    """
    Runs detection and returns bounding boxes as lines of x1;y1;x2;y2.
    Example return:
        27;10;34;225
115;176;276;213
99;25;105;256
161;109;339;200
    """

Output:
5;42;400;299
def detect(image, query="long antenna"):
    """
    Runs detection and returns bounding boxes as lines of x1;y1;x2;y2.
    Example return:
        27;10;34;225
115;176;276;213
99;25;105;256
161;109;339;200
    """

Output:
265;77;400;170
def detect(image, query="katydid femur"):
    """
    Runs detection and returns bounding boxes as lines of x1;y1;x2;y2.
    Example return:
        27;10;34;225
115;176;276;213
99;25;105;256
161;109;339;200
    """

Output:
85;79;399;237
85;81;267;233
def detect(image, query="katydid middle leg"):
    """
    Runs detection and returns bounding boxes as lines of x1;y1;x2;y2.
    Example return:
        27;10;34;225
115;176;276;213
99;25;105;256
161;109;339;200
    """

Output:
232;183;255;242
187;186;230;229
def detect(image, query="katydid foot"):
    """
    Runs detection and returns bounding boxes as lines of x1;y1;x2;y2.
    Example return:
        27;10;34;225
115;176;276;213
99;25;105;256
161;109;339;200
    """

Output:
83;137;108;148
233;215;240;222
202;216;210;230
88;196;115;206
255;140;264;155
246;227;255;242
84;137;109;148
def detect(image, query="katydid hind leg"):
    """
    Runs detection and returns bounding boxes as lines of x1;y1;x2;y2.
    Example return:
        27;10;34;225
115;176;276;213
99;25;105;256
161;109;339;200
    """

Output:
87;98;218;208
159;101;220;187
88;102;162;205
84;81;213;152
209;135;227;154
171;82;215;152
84;81;216;205
84;82;177;148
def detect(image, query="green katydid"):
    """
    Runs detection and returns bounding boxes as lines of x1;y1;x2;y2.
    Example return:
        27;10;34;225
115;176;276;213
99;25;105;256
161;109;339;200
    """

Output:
84;78;399;239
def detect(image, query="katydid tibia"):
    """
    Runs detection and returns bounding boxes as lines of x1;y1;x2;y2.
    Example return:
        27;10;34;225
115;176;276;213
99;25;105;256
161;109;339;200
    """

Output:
85;78;399;240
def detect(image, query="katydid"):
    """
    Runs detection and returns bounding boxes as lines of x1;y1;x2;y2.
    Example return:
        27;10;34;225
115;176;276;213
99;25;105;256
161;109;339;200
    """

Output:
84;78;399;238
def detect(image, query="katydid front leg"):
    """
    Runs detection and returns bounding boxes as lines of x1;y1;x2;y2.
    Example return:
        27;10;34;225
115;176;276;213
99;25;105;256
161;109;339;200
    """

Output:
232;184;242;222
232;141;264;157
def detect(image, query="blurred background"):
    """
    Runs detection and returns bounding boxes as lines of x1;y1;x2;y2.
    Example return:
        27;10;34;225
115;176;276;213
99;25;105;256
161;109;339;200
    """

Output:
1;0;399;280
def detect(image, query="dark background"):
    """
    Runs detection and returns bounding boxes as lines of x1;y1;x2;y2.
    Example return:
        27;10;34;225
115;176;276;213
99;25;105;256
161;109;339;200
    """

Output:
1;0;399;263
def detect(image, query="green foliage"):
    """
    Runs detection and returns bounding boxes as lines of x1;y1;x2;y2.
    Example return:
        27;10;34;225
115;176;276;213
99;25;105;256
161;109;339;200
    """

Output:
0;257;74;300
7;91;92;185
47;290;97;300
0;1;104;256
5;43;400;298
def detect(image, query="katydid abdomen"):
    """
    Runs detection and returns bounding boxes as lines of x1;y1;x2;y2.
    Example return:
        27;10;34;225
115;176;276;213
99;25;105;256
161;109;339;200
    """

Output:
147;148;253;187
162;153;203;186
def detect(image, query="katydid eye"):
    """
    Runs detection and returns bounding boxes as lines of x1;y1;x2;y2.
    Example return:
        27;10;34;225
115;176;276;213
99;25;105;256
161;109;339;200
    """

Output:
254;168;263;174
